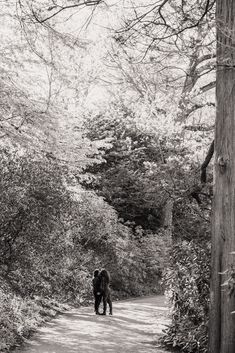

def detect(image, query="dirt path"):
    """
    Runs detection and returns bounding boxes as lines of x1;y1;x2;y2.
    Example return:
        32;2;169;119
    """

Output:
15;296;171;353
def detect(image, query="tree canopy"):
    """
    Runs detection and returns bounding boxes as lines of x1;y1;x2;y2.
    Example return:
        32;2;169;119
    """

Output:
0;1;228;352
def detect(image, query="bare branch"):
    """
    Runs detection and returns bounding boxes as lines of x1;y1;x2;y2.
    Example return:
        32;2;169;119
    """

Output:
184;124;215;132
201;140;214;183
200;80;216;93
118;0;216;45
30;0;104;24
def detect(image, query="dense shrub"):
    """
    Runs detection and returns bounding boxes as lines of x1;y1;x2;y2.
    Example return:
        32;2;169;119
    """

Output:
0;286;68;352
108;231;166;297
0;150;166;351
161;241;211;353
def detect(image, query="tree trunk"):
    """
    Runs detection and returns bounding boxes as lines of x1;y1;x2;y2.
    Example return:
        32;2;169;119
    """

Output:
209;1;235;352
164;198;173;245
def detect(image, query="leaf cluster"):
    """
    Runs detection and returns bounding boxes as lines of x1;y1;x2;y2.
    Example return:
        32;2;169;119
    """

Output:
161;241;211;352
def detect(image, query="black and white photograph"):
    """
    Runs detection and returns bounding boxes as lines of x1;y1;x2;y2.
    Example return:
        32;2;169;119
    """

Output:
0;1;234;353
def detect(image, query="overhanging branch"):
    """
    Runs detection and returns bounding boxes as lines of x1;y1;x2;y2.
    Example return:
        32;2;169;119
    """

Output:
31;0;103;24
201;140;214;183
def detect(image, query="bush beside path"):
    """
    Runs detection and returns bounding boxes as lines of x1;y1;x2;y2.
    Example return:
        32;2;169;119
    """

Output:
14;296;171;353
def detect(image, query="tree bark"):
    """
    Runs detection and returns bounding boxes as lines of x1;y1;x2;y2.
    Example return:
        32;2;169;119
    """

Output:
209;1;235;352
164;198;173;245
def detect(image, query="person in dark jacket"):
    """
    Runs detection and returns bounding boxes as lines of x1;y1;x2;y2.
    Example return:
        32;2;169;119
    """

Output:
99;269;112;315
92;269;102;315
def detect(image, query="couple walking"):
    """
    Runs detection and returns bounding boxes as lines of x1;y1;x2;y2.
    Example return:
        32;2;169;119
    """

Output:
92;269;112;315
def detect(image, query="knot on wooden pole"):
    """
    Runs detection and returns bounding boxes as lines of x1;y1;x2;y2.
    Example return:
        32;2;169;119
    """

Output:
217;156;227;173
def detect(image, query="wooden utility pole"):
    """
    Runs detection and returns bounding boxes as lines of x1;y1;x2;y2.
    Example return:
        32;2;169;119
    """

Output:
209;1;235;352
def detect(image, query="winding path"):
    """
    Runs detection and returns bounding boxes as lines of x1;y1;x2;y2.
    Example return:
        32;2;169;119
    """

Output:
15;296;171;353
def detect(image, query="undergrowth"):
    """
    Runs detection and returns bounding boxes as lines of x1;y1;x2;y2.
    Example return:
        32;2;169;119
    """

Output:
161;241;211;353
0;288;69;353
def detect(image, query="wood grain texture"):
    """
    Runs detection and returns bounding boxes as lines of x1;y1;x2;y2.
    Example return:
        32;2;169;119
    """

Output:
209;1;235;352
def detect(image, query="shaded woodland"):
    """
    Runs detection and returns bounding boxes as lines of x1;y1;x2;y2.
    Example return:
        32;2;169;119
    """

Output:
0;1;234;353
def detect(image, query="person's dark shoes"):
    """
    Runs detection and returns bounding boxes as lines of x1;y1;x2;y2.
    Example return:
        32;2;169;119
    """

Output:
109;312;112;315
95;311;101;315
101;312;106;315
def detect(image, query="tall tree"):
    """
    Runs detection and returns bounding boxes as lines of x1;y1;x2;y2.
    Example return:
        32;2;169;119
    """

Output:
209;1;235;352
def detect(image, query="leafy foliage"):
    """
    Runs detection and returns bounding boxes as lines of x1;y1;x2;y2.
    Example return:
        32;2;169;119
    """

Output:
0;1;216;353
0;286;68;352
83;101;211;233
0;148;165;350
161;241;211;353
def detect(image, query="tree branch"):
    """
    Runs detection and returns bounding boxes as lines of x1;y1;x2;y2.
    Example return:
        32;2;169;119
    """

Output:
201;140;214;183
200;81;216;93
184;124;215;132
31;0;103;24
